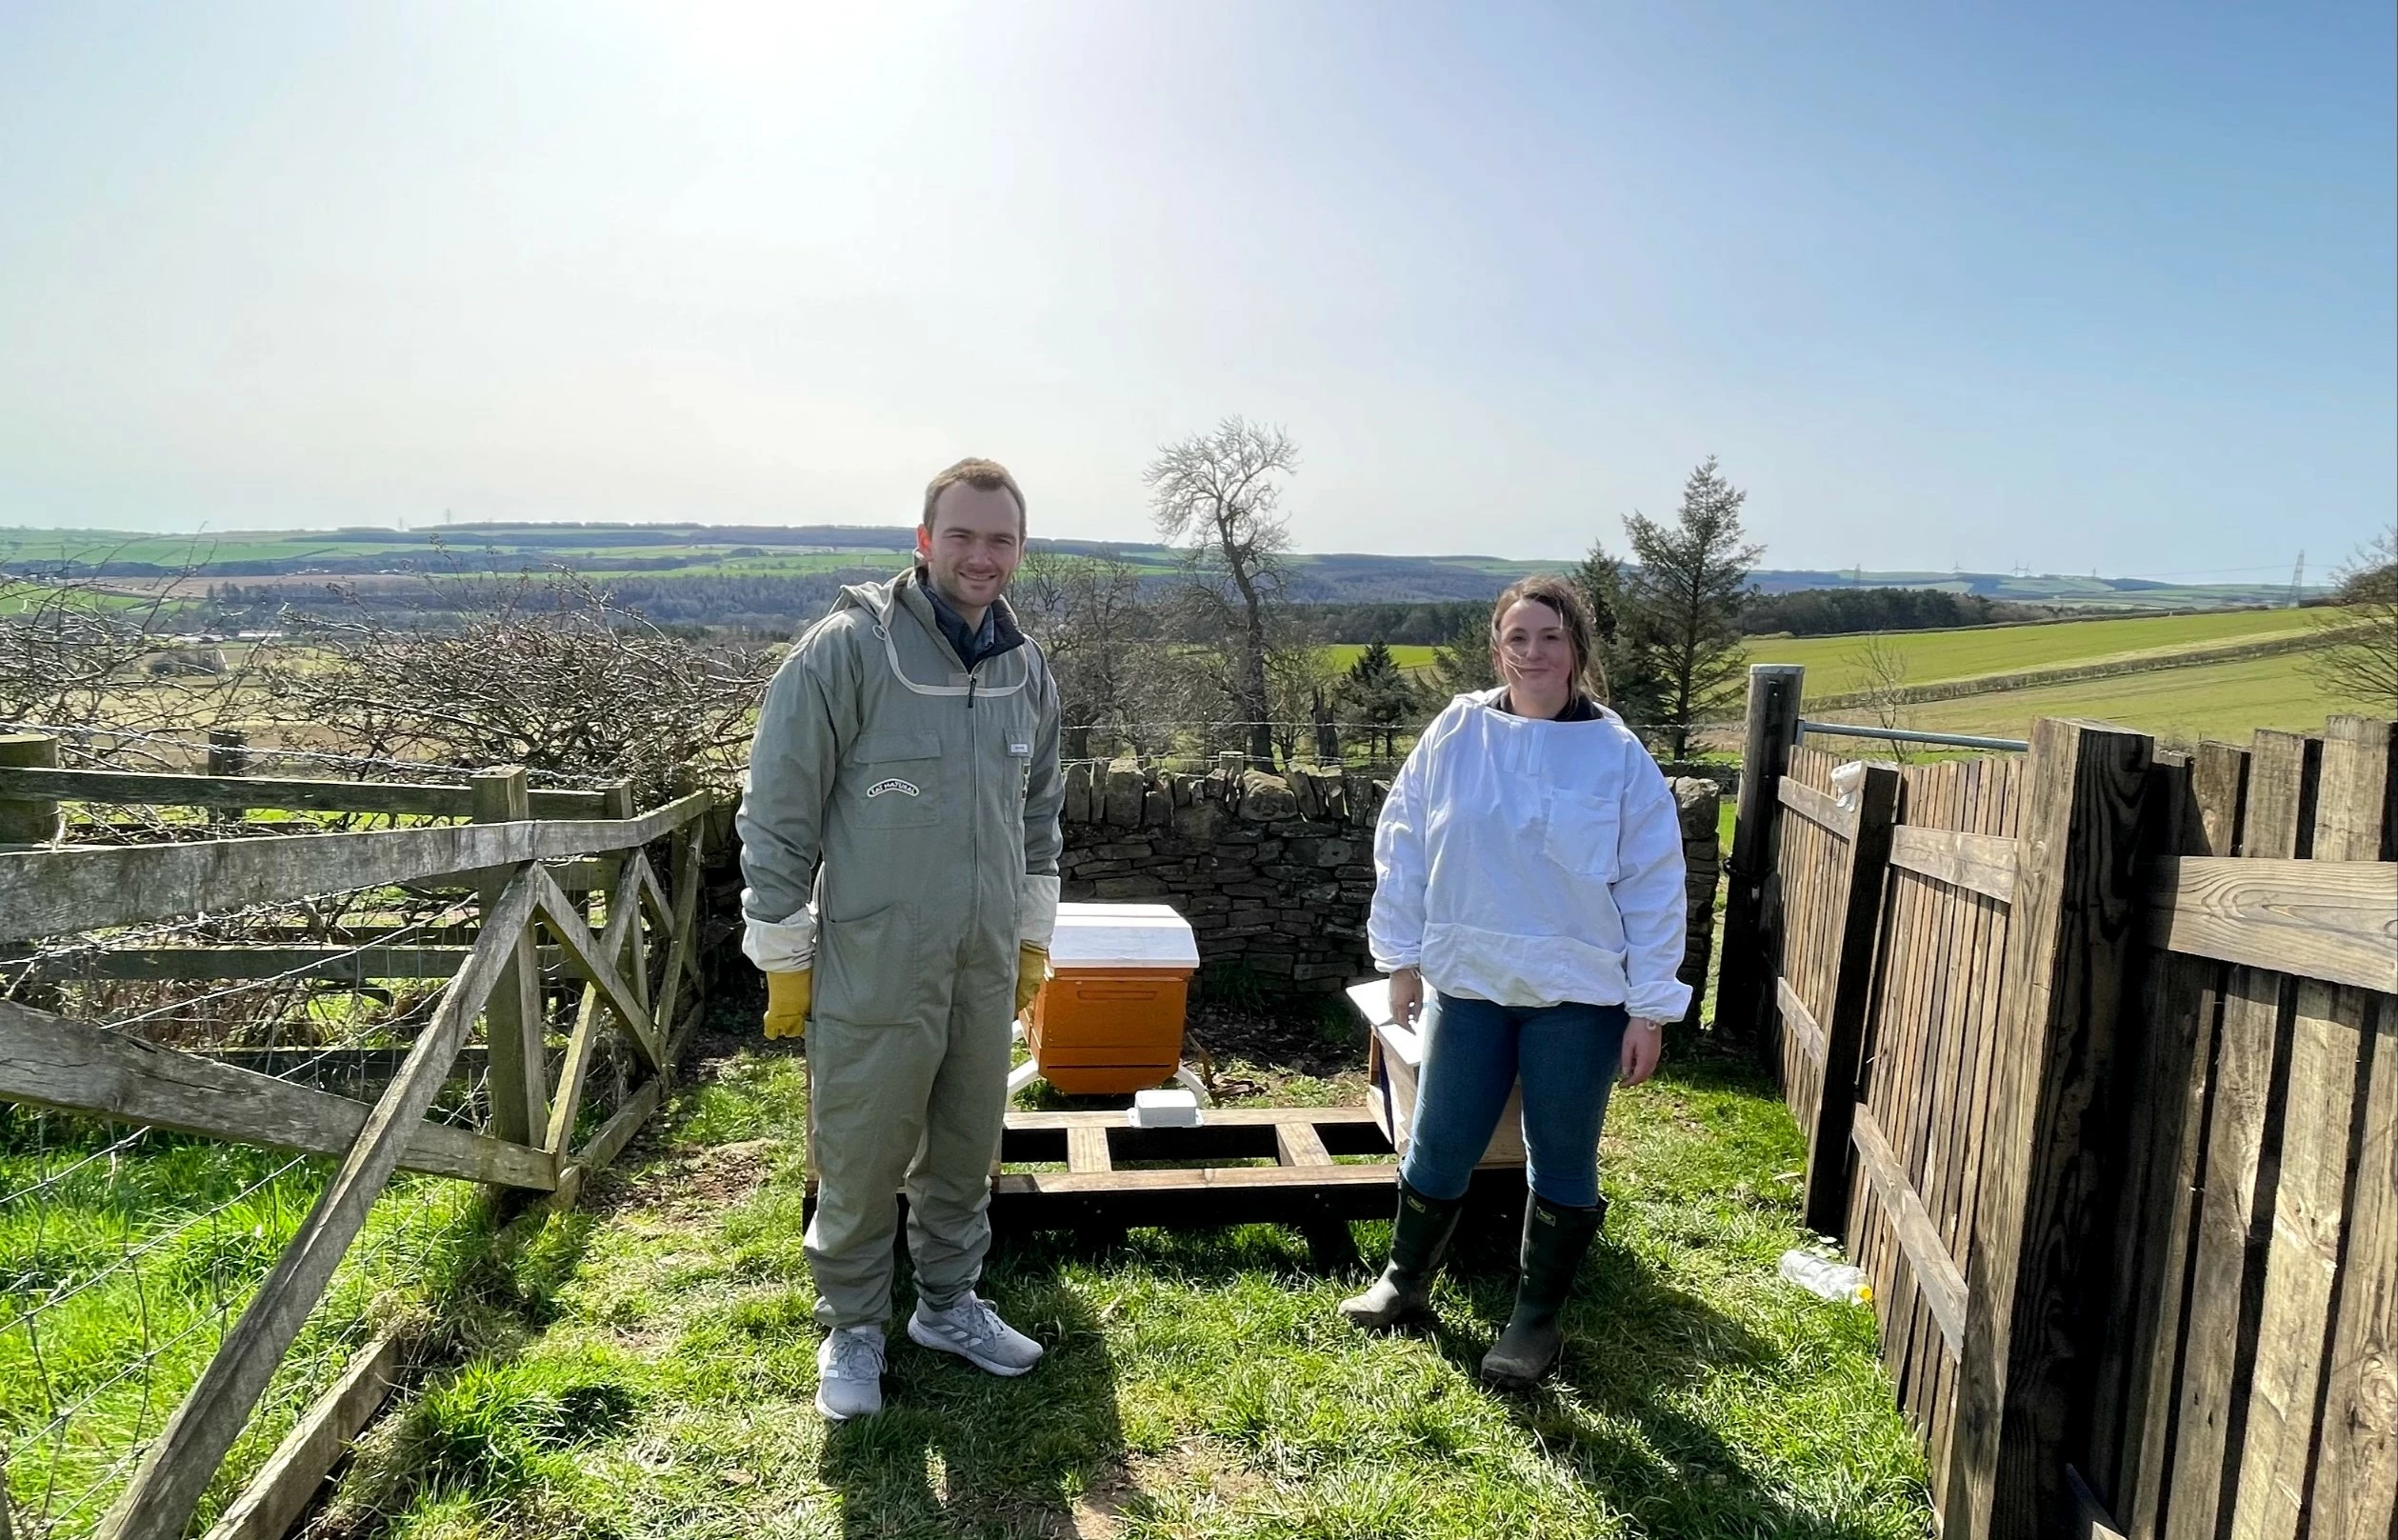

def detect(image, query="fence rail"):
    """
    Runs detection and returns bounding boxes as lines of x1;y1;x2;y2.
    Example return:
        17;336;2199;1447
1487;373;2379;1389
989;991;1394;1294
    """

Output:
1732;665;2395;1540
0;741;711;1540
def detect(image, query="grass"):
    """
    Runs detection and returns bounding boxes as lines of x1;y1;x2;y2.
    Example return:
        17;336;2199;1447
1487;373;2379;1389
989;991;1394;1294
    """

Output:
1743;607;2321;696
1808;650;2370;750
315;1027;1933;1539
0;1115;514;1537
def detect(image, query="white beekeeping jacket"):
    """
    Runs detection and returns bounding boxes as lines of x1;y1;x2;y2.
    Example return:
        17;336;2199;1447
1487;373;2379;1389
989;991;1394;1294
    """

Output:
1368;689;1693;1022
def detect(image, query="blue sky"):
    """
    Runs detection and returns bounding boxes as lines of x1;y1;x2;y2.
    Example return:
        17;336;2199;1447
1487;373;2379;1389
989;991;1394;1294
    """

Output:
0;2;2389;579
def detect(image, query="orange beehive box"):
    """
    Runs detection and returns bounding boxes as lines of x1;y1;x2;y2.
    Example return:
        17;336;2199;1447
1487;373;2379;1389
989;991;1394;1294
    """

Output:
1027;903;1200;1094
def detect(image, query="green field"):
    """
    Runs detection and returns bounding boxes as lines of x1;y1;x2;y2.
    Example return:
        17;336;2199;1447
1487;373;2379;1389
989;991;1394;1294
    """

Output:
1810;651;2367;749
1742;607;2321;696
1321;643;1440;673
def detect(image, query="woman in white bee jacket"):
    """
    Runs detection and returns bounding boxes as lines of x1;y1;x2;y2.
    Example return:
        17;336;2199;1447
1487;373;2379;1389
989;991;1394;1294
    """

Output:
738;461;1064;1421
1343;575;1689;1390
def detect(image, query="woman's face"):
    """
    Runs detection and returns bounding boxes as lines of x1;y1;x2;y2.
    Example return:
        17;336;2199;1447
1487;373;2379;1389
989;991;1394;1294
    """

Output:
1491;598;1577;702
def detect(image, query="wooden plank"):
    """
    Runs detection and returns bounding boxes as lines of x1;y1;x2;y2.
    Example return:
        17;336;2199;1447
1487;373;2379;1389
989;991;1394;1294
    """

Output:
2165;727;2321;1540
0;790;710;939
1779;774;1862;840
0;732;61;847
651;830;706;1064
1947;719;2153;1540
2312;994;2397;1540
2191;741;2251;859
197;1330;402;1540
574;1075;662;1172
1853;1102;1969;1353
532;869;662;1073
1807;763;1899;1238
2120;746;2245;1538
1720;664;1807;1050
999;1162;1396;1196
543;861;650;1158
472;770;546;1151
1067;1126;1113;1174
2148;856;2397;993
1007;1107;1382;1130
0;999;553;1190
2231;716;2394;1540
1777;975;1827;1065
0;764;609;818
1275;1120;1334;1167
99;866;540;1540
1889;826;2019;903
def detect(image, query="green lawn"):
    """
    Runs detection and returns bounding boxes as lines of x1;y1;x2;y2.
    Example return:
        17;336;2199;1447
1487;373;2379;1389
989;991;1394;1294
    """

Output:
314;1036;1933;1540
1809;650;2369;750
1743;607;2322;696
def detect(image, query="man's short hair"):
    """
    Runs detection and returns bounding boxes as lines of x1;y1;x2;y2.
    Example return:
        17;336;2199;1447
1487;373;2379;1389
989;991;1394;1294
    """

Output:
922;457;1027;532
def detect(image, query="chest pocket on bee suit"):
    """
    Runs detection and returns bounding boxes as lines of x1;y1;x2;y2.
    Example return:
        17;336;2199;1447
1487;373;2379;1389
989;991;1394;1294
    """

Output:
1541;787;1622;881
846;730;941;830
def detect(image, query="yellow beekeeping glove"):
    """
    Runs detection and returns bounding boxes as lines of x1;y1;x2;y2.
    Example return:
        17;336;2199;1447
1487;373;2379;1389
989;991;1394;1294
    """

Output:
762;968;811;1041
1015;944;1049;1019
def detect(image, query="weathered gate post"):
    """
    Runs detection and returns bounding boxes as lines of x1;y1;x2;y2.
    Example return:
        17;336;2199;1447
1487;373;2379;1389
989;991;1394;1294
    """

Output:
1718;666;1804;1051
0;732;60;849
471;767;548;1150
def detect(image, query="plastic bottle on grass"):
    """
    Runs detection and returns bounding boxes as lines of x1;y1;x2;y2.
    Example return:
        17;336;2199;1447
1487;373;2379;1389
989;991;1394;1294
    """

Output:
1779;1249;1872;1304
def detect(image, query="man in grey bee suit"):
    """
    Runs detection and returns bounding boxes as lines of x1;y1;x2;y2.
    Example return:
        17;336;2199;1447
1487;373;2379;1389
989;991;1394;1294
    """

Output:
738;457;1064;1421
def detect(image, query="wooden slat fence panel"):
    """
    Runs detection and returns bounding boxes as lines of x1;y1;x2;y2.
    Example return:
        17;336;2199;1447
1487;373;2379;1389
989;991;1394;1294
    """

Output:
1743;690;2397;1540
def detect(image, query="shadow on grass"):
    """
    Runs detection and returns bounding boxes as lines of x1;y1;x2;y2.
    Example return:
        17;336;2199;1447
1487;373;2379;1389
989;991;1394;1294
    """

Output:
817;1279;1128;1540
1430;1232;1900;1540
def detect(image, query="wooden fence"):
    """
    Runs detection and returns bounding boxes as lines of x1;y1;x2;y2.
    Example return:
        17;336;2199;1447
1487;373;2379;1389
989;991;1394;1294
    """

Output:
1735;677;2395;1540
0;739;711;1540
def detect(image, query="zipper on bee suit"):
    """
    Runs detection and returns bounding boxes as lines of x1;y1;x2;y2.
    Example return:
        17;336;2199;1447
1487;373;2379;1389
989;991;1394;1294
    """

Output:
965;665;982;964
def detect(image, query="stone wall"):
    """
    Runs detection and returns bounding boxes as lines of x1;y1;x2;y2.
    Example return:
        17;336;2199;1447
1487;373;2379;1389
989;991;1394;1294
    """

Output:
1059;755;1721;1020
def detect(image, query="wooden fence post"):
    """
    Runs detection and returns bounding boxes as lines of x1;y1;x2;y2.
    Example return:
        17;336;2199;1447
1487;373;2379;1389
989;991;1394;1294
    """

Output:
208;729;250;827
1803;760;1900;1238
1947;718;2154;1540
1720;665;1804;1050
0;733;60;849
471;768;547;1150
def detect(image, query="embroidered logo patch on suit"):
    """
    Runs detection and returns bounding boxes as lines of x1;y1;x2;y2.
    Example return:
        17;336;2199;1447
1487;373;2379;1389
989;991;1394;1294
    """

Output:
866;778;922;799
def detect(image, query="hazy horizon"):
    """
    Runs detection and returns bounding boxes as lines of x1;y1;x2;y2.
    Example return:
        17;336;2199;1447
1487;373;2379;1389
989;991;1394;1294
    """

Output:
3;4;2390;584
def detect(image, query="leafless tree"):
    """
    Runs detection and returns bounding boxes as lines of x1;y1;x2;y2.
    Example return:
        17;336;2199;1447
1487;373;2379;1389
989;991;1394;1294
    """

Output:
1147;418;1298;769
0;555;231;757
248;562;773;801
1263;620;1340;769
1010;547;1174;761
2303;527;2397;712
1846;631;1915;761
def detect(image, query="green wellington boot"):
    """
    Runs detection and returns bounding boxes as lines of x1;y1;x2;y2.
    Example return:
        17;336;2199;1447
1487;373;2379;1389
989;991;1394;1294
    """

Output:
1339;1180;1466;1330
1480;1193;1605;1390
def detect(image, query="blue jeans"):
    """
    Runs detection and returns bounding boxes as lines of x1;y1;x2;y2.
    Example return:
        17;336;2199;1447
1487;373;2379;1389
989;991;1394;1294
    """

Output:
1398;992;1629;1209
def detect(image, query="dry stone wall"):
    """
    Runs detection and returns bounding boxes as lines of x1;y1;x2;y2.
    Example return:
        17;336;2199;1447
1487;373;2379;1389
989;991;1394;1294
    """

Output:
1059;755;1722;1021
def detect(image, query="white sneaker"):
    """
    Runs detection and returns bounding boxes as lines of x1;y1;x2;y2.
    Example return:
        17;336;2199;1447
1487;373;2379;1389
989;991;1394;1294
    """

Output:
907;1291;1044;1376
814;1326;886;1420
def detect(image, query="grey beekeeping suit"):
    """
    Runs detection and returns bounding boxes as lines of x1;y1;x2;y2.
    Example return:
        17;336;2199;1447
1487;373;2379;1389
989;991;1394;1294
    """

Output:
737;566;1064;1329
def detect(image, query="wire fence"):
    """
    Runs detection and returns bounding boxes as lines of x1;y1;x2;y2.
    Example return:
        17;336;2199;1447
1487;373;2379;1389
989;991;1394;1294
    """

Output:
0;870;652;1538
0;718;615;788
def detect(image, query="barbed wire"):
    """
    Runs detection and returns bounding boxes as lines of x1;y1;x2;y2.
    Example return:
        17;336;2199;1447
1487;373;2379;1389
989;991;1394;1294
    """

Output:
0;719;609;788
0;866;642;1536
